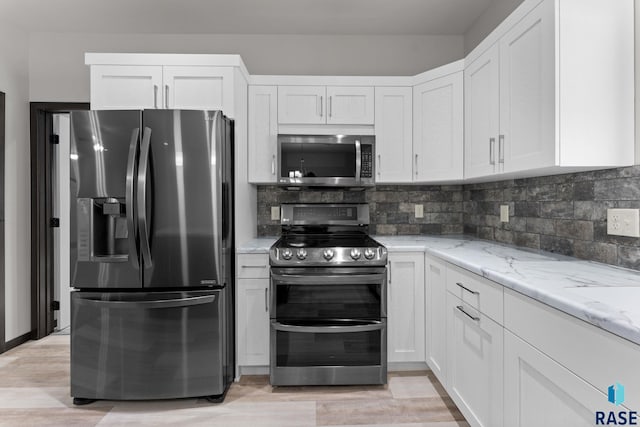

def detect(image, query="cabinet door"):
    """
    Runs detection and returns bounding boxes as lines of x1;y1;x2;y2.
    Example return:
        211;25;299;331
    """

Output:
163;66;233;111
90;65;163;110
326;86;374;125
504;330;608;427
248;86;278;183
447;292;503;427
387;252;425;363
499;0;555;173
277;86;325;124
464;44;500;179
425;256;447;386
374;87;413;183
414;72;463;182
237;278;270;366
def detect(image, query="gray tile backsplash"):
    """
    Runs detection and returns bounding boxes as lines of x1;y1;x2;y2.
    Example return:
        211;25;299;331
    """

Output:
257;165;640;271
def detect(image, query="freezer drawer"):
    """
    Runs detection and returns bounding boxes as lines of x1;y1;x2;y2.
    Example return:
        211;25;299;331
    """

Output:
71;290;227;401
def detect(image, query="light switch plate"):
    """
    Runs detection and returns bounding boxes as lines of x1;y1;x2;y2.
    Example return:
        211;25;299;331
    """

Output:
271;206;280;221
500;205;509;223
415;204;424;219
607;208;640;237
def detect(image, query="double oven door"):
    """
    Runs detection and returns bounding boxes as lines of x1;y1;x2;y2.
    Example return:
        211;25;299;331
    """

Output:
270;266;387;386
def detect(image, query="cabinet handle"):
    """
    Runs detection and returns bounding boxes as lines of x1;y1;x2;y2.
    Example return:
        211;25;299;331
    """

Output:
499;134;505;164
165;84;169;109
153;85;158;109
387;267;392;300
264;288;269;312
377;154;381;176
456;282;479;295
271;155;276;175
329;96;332;117
320;96;324;117
414;153;418;176
489;138;496;166
456;305;480;322
240;264;267;269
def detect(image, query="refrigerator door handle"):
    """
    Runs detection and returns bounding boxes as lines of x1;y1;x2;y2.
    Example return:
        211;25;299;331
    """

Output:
210;112;223;287
138;126;153;269
125;128;140;269
75;294;216;309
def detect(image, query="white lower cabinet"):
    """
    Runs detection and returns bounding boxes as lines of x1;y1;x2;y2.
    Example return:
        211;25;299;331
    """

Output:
387;252;425;363
236;278;270;366
504;330;605;427
446;292;503;427
424;255;447;384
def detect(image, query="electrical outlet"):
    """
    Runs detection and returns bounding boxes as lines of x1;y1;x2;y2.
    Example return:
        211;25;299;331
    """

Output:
500;205;509;223
271;206;280;221
607;208;640;237
415;204;424;219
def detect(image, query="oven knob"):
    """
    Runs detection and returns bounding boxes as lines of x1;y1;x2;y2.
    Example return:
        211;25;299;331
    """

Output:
364;248;376;260
281;248;293;260
297;248;307;260
322;249;335;260
350;248;362;260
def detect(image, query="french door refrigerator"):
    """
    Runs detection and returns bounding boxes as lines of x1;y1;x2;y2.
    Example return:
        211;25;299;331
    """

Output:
69;109;234;404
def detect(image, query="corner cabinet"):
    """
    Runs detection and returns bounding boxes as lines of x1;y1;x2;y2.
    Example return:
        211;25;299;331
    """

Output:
277;86;374;125
464;0;634;180
387;252;425;363
424;256;447;385
413;70;463;182
248;86;278;183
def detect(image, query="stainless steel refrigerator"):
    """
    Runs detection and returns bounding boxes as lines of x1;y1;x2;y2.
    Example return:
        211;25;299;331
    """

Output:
69;110;234;404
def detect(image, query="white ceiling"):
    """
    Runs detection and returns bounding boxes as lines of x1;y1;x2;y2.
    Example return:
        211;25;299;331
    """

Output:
2;0;494;35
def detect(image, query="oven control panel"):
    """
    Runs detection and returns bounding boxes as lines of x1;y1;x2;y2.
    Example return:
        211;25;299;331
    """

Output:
270;246;388;267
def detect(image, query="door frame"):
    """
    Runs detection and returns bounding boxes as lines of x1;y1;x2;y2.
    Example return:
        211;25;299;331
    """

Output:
30;102;89;340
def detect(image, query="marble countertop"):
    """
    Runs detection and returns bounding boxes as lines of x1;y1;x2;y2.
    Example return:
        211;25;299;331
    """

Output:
375;235;640;346
236;234;640;345
236;237;277;254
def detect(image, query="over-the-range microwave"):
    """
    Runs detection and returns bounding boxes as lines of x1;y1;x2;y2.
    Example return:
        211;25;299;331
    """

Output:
277;134;375;187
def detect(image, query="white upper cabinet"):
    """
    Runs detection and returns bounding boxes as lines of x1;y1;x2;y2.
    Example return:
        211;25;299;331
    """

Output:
90;65;163;110
277;86;325;124
162;66;233;110
498;0;554;173
374;87;413;183
414;71;463;182
464;0;634;180
248;86;278;183
87;55;244;117
326;86;374;124
464;45;500;179
277;86;374;125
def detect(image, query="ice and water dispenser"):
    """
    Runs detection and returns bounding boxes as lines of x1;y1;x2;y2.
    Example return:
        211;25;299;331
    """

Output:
76;197;129;262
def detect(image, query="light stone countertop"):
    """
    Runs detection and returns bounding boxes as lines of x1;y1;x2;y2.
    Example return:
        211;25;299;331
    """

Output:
375;235;640;346
236;234;640;346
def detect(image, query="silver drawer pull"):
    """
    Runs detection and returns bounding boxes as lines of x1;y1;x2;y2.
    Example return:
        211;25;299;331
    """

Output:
241;264;267;268
456;282;479;295
456;305;480;322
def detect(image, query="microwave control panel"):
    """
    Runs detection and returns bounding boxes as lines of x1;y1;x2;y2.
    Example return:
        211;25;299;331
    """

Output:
361;144;373;178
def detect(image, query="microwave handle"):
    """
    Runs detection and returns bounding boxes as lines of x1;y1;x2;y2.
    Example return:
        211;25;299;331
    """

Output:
355;139;361;182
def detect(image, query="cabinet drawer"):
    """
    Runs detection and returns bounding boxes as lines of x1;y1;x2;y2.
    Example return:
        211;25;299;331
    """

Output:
236;254;270;278
446;264;503;324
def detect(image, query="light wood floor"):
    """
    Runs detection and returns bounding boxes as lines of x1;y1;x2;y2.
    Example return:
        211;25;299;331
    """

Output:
0;335;469;427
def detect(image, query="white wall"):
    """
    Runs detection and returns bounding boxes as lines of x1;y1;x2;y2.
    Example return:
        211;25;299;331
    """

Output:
28;32;464;102
0;20;32;342
463;0;524;54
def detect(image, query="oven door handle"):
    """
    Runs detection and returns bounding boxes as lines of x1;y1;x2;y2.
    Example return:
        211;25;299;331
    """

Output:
271;273;386;285
271;320;384;334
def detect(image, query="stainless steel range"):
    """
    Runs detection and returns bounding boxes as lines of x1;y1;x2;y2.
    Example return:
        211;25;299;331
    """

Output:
269;203;388;386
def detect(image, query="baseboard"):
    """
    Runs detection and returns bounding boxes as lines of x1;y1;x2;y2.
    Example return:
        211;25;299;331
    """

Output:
3;331;32;353
388;362;429;372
